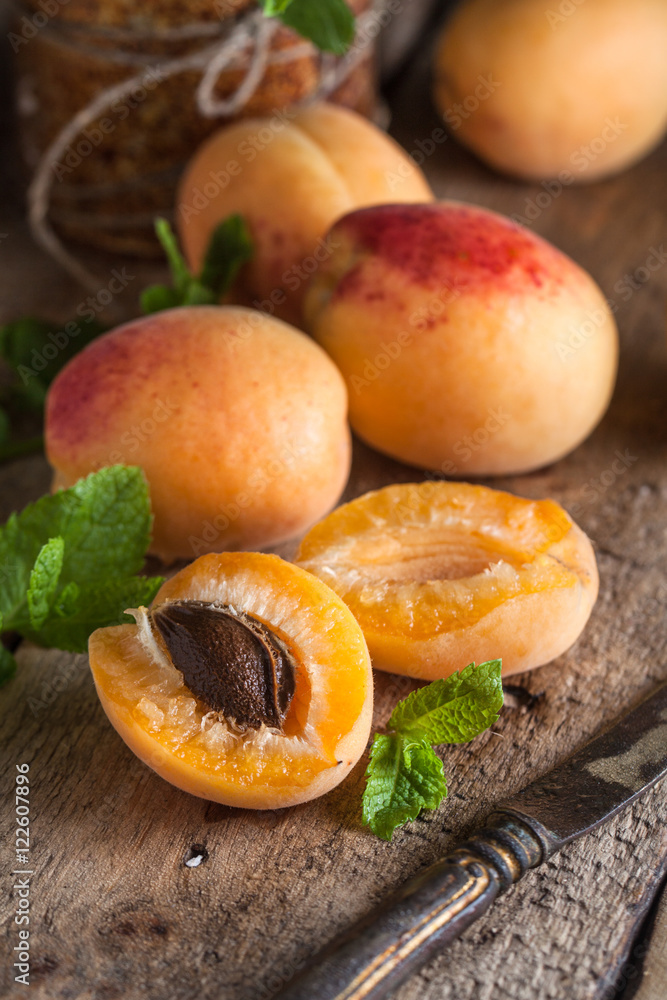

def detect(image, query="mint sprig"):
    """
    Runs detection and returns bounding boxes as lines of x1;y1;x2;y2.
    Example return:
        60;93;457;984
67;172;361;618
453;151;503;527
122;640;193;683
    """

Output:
363;661;504;840
141;215;253;315
0;466;164;682
263;0;356;55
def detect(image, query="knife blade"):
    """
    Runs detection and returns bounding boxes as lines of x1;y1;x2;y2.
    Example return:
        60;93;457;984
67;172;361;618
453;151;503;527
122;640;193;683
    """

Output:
274;681;667;1000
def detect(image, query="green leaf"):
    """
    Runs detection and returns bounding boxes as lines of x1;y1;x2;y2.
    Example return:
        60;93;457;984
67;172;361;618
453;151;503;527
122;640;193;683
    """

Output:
0;466;162;648
388;661;504;745
155;218;191;293
0;644;17;686
140;284;182;316
10;465;154;589
199;215;254;297
272;0;355;54
142;216;253;315
182;283;218;306
362;734;447;841
260;0;294;15
27;575;164;653
27;537;65;631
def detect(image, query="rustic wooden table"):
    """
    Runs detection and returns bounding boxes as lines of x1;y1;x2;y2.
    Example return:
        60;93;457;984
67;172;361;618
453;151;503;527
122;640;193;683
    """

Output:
1;31;667;1000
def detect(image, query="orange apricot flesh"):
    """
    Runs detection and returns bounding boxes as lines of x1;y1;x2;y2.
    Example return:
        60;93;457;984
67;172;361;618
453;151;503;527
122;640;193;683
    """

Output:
296;482;599;680
88;553;373;809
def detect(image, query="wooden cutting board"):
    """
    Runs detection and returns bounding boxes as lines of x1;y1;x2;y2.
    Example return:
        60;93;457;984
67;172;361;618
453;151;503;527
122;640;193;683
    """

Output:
2;43;667;1000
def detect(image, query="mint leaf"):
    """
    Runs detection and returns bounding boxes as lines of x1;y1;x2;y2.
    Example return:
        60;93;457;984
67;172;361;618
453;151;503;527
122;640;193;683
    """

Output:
269;0;355;54
11;466;154;588
362;734;447;841
362;661;504;839
141;217;254;315
140;284;182;315
28;575;163;653
0;466;163;679
199;215;253;298
389;661;504;745
27;537;65;631
156;217;191;293
261;0;293;15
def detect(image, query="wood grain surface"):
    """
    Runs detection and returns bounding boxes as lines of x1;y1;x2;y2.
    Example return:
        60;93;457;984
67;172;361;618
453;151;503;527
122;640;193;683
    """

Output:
2;27;667;1000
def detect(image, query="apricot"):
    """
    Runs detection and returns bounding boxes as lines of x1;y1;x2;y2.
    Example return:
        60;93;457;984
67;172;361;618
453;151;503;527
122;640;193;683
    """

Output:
177;103;434;326
296;482;598;681
433;0;667;182
88;553;373;809
45;306;350;563
304;201;618;476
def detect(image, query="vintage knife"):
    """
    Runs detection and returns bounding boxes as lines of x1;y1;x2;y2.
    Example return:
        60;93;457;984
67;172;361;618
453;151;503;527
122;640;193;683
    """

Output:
275;681;667;1000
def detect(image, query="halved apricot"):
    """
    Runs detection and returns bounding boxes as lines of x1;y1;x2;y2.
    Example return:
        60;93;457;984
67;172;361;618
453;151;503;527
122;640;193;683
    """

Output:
88;552;373;809
296;482;599;680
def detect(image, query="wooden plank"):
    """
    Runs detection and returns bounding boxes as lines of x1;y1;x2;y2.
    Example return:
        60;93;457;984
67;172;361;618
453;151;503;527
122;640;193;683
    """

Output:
2;34;667;1000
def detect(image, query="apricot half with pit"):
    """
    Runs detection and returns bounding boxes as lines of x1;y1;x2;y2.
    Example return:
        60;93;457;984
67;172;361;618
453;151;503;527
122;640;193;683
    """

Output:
296;482;599;681
88;552;373;809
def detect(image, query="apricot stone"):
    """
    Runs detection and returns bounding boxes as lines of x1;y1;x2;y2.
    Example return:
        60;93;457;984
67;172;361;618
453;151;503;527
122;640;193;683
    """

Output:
177;103;434;326
304;201;618;476
434;0;667;182
89;552;373;809
297;482;599;680
45;306;350;562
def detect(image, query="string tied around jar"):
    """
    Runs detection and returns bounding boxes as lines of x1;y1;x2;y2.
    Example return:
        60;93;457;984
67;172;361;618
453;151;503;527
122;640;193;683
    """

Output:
16;0;388;293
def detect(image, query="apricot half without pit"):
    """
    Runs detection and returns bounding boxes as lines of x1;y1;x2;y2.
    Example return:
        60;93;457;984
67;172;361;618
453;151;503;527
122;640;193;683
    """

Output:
296;482;599;681
88;552;373;809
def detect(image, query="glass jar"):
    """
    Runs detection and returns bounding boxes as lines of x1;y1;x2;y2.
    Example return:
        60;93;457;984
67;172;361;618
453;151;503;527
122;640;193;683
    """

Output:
12;0;377;255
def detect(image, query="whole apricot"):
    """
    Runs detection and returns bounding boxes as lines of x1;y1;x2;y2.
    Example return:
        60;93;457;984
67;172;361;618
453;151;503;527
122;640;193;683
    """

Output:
88;552;373;809
177;103;434;326
45;306;350;562
434;0;667;182
304;202;618;476
297;482;599;680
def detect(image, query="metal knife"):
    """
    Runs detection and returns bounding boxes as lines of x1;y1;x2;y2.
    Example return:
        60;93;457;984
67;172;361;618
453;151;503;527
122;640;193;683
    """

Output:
274;681;667;1000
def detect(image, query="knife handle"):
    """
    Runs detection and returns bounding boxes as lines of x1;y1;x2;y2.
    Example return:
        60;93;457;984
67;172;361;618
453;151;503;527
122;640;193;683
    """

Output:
273;813;545;1000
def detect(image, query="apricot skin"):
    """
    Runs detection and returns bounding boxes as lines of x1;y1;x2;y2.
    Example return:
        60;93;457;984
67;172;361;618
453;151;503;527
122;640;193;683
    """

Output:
88;553;373;810
45;306;351;563
177;103;434;326
304;202;618;476
296;482;599;681
434;0;667;182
